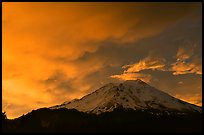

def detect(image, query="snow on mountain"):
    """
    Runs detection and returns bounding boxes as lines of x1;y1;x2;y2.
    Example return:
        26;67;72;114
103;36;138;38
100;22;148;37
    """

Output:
50;79;202;114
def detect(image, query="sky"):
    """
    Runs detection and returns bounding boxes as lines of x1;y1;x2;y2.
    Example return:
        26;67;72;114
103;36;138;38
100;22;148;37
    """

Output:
2;2;202;119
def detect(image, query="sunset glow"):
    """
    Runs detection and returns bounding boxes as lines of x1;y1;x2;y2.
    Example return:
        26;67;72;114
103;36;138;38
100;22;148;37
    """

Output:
2;2;202;119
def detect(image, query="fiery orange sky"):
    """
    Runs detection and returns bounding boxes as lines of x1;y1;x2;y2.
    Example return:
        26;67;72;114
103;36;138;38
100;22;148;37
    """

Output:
2;2;202;119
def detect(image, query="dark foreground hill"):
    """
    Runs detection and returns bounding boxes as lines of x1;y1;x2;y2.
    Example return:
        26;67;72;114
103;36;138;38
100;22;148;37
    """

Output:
2;107;202;133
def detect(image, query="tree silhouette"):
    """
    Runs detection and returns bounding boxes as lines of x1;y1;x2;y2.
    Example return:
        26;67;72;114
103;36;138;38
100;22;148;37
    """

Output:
1;108;202;133
2;112;7;122
2;112;8;132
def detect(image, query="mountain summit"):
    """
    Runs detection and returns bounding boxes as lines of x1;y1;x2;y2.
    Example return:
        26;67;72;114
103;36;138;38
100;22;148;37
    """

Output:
50;79;201;114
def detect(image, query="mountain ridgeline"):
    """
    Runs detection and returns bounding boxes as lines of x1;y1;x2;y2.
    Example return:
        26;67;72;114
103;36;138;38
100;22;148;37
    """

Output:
2;80;202;133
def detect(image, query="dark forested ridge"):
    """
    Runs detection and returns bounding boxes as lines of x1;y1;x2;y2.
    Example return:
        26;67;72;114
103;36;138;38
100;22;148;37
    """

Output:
2;108;202;133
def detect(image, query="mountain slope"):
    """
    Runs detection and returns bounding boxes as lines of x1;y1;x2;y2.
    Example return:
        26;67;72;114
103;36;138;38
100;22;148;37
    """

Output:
50;79;201;114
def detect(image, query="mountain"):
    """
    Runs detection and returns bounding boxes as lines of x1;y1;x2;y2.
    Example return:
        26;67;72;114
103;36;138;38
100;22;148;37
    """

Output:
2;79;202;133
50;79;201;114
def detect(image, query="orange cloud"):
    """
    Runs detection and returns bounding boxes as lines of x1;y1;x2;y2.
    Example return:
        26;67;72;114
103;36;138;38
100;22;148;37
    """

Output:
176;47;192;61
171;61;202;75
171;47;202;75
124;57;166;73
111;56;166;82
2;55;105;118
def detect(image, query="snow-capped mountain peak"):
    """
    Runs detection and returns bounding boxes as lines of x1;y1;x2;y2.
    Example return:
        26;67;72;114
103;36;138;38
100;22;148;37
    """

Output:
50;79;201;114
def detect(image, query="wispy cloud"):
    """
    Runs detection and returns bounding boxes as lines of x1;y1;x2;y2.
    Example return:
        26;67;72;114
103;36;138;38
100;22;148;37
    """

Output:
123;57;166;73
171;61;202;75
111;45;202;83
171;47;202;75
176;47;192;61
111;72;152;83
111;56;165;82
